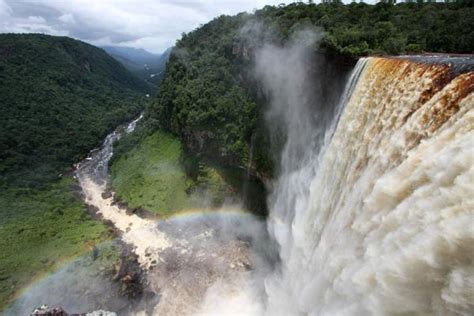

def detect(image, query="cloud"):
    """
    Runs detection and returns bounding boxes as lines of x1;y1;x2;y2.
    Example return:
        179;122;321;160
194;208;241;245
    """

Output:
57;13;75;24
0;0;12;17
0;0;287;53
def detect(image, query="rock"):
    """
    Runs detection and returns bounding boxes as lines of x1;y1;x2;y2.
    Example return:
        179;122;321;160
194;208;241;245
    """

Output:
31;305;68;316
92;246;99;260
111;250;145;299
101;191;112;199
31;305;118;316
87;310;117;316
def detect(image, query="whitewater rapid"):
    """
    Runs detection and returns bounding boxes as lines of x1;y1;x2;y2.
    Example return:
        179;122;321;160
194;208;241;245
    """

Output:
75;115;170;269
261;53;474;315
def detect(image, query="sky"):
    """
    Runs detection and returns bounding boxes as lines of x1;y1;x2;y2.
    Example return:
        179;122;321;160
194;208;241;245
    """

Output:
0;0;288;54
0;0;376;54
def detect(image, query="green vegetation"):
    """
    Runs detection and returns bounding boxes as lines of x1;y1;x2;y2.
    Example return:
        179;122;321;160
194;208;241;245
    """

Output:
0;34;149;188
256;1;473;56
147;1;473;178
0;177;112;309
149;14;269;176
110;132;235;215
0;34;148;310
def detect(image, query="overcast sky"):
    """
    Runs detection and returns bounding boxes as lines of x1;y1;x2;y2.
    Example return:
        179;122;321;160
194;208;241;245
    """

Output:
0;0;370;54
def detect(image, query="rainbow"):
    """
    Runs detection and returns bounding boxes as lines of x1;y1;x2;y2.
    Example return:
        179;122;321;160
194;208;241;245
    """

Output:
6;207;263;315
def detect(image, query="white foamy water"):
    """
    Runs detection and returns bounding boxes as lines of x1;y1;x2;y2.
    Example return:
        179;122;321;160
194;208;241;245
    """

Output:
260;53;474;315
78;177;171;269
75;114;171;269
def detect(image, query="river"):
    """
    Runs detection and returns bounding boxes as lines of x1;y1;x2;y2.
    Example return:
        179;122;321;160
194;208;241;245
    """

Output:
74;115;273;314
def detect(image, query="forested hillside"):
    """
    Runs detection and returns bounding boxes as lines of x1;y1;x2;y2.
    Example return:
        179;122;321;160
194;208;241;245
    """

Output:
0;34;148;309
143;1;473;178
0;34;149;187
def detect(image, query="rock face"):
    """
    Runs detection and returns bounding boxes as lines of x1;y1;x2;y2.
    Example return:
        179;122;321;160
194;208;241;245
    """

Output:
31;305;68;316
112;248;145;299
31;305;117;316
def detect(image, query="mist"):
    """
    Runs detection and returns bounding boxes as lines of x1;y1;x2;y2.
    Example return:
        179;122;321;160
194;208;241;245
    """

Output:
194;25;354;315
251;27;355;315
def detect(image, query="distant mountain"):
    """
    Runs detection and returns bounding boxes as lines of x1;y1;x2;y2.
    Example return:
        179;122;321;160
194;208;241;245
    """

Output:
101;46;158;71
102;46;159;65
102;46;171;86
0;34;149;187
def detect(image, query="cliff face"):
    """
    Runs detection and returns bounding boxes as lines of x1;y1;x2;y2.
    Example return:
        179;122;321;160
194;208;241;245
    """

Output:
150;32;354;180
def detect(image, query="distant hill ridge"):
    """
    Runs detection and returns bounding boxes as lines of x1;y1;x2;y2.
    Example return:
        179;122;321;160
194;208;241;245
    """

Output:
102;45;171;85
102;46;160;64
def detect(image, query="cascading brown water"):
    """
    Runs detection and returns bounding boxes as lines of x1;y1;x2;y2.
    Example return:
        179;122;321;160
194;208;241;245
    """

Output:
263;56;474;315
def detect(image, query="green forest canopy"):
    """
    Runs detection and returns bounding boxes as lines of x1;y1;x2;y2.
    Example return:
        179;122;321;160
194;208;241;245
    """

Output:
0;34;149;187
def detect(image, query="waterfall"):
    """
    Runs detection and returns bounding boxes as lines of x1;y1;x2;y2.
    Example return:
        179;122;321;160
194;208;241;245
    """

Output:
262;56;474;315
